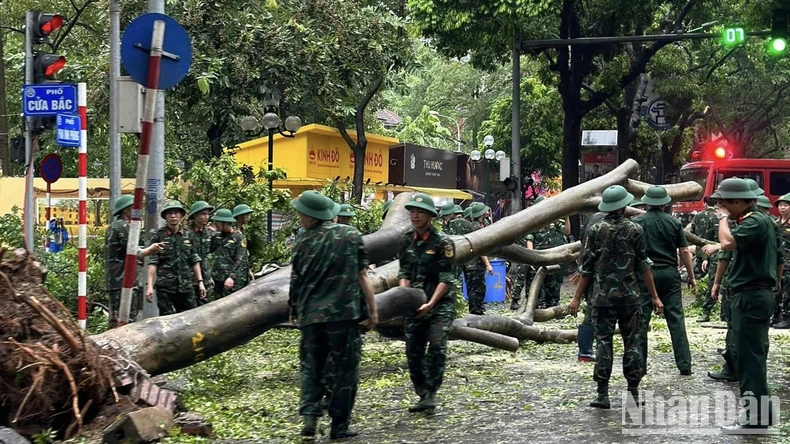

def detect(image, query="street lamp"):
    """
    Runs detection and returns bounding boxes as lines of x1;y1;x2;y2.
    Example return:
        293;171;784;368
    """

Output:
239;90;302;242
429;110;462;152
471;135;505;208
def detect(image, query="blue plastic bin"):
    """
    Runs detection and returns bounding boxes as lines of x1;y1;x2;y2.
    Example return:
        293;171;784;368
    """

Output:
461;259;506;303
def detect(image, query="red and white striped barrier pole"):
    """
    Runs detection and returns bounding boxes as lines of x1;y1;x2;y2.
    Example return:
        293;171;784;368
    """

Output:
77;82;88;330
45;182;51;249
118;20;165;325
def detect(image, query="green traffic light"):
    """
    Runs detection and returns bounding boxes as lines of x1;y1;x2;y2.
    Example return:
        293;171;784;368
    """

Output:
771;37;788;53
722;27;746;45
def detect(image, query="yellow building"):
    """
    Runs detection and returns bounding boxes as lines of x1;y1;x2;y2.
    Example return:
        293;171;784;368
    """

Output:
231;123;471;200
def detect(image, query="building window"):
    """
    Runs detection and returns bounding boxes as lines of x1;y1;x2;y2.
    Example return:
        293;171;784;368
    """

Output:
770;172;790;196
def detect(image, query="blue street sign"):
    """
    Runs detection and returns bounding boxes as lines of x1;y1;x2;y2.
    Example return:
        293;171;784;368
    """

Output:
55;114;81;147
22;84;77;117
121;13;192;90
40;153;63;184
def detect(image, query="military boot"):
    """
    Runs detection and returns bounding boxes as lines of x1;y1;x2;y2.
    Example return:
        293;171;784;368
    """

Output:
577;325;595;362
708;363;738;382
697;311;710;322
408;392;436;412
421;391;438;409
301;415;318;437
510;299;520;311
329;419;358;440
590;383;610;409
626;387;644;407
774;318;790;329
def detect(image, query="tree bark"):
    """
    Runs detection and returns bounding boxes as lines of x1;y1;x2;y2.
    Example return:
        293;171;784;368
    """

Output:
0;31;8;176
496;243;580;268
450;324;520;352
455;315;577;344
515;265;561;325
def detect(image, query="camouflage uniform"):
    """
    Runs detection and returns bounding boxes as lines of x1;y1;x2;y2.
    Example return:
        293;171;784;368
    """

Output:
577;212;608;356
692;207;720;319
211;229;246;299
579;212;650;390
509;234;531;307
398;225;457;401
463;220;487;315
232;230;251;291
775;218;790;325
527;220;566;308
289;221;368;431
148;227;202;315
105;217;139;327
188;223;215;305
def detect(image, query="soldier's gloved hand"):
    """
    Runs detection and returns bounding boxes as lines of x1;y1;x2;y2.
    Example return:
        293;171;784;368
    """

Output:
198;281;206;299
224;277;235;290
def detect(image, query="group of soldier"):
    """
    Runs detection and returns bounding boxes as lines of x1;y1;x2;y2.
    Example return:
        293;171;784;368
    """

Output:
104;196;254;327
566;177;781;431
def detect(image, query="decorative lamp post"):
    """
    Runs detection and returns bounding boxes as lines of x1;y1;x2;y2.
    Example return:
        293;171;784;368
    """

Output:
239;91;302;242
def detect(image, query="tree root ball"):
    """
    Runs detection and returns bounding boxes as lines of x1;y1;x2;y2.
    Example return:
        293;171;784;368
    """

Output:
0;249;114;440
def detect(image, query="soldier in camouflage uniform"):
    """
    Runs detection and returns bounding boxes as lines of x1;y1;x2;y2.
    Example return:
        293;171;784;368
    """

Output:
526;204;569;308
508;233;530;311
398;193;456;412
569;185;663;409
574;211;608;362
634;186;695;376
439;202;456;232
773;193;790;329
464;202;493;315
146;200;206;315
337;204;356;225
104;195;164;327
232;204;255;291
755;196;788;327
288;191;377;439
187;201;215;305
693;197;720;322
209;209;247;299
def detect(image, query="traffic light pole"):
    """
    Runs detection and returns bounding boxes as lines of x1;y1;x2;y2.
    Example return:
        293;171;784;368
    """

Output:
520;30;771;49
23;11;35;252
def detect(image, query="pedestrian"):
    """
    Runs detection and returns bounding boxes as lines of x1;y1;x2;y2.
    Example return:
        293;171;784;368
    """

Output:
634;185;695;376
694;196;721;322
209;209;247;299
464;202;493;315
187;200;215;305
773;193;790;329
289;191;377;439
104;195;164;327
146;200;206;315
337;203;356;225
569;185;663;409
232;204;255;290
398;193;456;412
712;178;780;431
572;210;608;362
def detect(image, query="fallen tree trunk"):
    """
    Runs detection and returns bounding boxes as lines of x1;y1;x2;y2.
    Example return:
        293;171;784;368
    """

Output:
455;315;578;344
515;265;567;325
445;160;641;264
625;178;702;200
450;324;520;352
533;305;570;323
93;264;409;376
495;243;580;267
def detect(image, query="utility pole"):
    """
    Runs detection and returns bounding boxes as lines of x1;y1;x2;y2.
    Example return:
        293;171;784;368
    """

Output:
23;11;35;252
510;35;522;213
0;31;9;176
108;0;121;218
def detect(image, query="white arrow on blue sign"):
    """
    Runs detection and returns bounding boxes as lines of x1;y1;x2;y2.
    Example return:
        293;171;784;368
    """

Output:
22;84;78;117
55;114;81;147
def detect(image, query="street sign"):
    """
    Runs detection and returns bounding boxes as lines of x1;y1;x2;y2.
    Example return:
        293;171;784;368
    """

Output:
40;153;63;184
55;114;81;147
22;84;77;117
120;13;192;90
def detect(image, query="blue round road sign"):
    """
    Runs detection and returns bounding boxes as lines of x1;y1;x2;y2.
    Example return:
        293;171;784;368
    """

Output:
121;13;192;90
40;153;63;184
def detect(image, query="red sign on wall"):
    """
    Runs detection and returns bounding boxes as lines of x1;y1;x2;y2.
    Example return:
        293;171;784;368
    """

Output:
582;151;617;182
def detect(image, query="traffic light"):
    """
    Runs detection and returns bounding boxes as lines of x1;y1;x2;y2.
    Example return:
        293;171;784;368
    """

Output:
30;12;64;43
33;53;67;83
722;26;746;46
770;9;789;55
714;146;727;159
26;11;67;135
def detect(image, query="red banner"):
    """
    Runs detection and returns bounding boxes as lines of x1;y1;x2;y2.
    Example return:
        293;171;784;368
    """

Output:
582;152;618;182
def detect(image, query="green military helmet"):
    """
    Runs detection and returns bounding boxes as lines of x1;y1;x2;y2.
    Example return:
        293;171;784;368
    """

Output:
331;201;342;218
112;195;134;216
713;178;757;200
744;178;765;196
188;200;214;219
776;193;790;205
160;200;186;218
629;197;645;208
439;202;456;217
290;191;336;221
470;202;488;219
640;185;671;206
211;208;236;223
337;203;356;217
756;195;773;209
463;206;473;219
598;185;634;212
534;196;546;204
405;193;438;217
382;200;392;220
453;204;464;215
232;204;253;218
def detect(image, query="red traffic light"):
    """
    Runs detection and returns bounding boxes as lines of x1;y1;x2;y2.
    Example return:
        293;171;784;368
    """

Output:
32;12;65;42
34;53;67;81
714;147;727;159
690;150;701;161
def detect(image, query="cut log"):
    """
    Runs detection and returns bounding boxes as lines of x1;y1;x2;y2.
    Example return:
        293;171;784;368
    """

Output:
444;159;641;264
361;192;413;264
533;305;570;323
494;242;580;267
625;178;703;201
455;315;578;344
450;323;520;352
516;266;548;322
92;265;414;376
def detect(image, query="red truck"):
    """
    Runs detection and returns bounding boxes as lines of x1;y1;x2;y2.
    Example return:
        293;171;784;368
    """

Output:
671;158;790;225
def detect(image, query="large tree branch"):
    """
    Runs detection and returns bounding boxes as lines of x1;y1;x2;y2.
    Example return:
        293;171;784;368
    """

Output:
581;83;618;115
699;45;742;85
53;0;98;51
